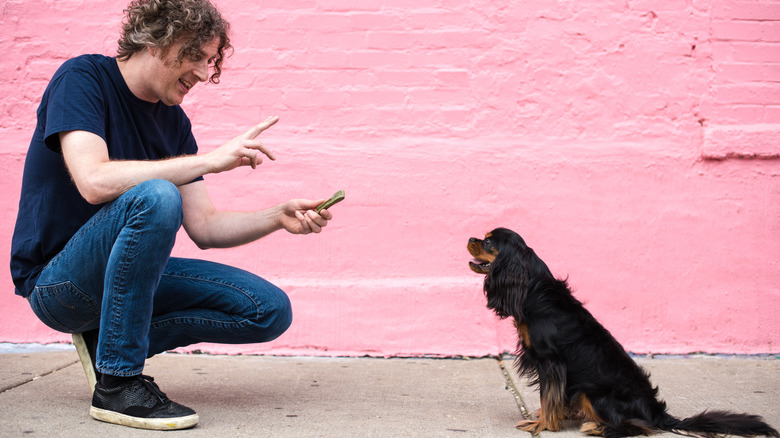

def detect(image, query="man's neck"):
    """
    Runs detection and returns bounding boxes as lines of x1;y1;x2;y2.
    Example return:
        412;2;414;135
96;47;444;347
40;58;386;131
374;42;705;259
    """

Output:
116;53;158;103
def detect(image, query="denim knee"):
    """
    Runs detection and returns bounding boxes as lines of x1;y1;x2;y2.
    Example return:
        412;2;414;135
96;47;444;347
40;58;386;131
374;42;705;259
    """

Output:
129;179;183;232
262;288;293;342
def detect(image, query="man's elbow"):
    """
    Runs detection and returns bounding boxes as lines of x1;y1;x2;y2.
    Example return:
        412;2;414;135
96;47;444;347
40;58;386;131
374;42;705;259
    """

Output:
194;241;213;250
77;185;120;205
78;188;112;205
185;228;216;250
72;173;124;205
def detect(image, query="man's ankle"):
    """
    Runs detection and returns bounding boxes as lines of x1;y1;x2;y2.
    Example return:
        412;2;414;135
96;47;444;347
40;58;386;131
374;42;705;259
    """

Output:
99;374;135;389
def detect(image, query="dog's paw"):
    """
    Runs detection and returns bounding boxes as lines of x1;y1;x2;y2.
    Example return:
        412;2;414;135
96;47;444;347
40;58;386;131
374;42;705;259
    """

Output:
580;421;605;436
516;419;542;433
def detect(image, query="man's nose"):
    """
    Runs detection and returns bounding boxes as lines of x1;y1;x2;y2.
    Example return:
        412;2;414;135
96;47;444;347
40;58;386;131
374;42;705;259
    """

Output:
194;60;209;82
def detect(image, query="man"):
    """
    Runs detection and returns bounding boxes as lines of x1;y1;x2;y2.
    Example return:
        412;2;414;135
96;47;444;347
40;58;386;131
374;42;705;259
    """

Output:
10;0;332;430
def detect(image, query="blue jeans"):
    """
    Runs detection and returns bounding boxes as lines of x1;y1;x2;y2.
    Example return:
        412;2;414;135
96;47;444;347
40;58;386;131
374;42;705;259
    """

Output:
27;180;292;377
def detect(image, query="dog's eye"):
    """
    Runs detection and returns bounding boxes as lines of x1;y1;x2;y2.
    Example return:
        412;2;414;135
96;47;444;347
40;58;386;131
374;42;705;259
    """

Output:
483;239;495;251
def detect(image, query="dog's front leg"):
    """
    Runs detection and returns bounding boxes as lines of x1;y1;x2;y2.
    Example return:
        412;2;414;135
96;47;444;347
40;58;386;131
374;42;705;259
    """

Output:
515;403;566;433
516;363;567;433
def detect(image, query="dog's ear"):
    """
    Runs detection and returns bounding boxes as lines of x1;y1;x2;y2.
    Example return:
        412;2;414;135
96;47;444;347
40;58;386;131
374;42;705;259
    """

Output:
484;248;529;320
483;242;555;320
527;247;554;281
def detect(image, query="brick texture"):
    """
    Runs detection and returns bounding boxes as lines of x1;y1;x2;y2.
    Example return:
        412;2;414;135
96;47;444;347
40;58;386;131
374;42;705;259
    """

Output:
0;0;778;355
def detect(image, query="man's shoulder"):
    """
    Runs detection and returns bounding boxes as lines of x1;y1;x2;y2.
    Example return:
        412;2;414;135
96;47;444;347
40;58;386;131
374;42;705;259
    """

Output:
44;54;121;101
58;54;115;75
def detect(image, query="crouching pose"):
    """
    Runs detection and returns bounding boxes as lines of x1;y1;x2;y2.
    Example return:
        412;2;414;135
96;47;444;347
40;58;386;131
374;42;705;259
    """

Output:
11;0;333;430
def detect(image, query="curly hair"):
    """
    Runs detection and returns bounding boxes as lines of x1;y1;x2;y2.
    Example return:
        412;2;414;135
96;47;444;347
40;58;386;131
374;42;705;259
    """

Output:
117;0;232;84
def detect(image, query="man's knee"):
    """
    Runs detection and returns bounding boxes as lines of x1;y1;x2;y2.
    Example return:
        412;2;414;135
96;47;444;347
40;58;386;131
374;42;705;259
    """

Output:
129;180;183;230
262;288;293;342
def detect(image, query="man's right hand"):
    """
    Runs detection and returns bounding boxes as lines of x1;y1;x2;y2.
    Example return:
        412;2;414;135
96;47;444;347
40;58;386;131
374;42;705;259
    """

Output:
206;116;279;173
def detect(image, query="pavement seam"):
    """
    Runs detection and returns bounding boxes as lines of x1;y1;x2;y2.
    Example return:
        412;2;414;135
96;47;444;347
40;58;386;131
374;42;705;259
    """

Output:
497;354;536;434
0;359;80;394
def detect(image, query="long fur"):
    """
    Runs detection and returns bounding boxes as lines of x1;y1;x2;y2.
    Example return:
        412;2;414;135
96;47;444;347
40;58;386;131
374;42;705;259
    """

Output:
469;227;778;438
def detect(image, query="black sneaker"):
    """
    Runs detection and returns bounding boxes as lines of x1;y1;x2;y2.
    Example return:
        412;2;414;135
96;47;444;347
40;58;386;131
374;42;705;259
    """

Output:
90;375;199;430
72;330;99;393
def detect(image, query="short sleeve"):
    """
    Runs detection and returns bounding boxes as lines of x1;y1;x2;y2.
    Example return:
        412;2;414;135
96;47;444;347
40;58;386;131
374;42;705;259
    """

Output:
41;65;107;153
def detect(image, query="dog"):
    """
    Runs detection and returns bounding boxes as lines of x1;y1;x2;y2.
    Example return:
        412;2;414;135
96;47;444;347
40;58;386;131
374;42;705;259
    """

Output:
468;227;778;438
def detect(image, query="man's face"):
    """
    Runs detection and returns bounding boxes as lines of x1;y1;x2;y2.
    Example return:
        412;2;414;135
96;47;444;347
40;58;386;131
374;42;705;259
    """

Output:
147;38;220;106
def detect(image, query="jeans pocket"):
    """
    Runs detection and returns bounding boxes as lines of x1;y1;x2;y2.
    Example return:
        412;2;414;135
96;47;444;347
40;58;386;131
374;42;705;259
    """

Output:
29;282;100;333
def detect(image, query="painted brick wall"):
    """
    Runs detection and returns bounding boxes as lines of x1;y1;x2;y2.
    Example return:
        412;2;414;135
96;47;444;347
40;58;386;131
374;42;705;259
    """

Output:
1;0;778;356
703;0;780;158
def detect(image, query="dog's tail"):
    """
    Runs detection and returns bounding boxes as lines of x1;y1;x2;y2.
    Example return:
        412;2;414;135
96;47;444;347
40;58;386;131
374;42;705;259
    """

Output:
658;410;779;438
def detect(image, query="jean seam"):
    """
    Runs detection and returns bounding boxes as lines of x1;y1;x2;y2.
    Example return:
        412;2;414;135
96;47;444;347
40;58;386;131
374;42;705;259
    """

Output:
29;282;99;332
161;272;262;322
151;316;252;330
30;291;70;332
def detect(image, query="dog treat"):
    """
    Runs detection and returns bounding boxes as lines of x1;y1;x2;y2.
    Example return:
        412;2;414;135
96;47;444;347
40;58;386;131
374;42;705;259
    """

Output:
316;190;345;213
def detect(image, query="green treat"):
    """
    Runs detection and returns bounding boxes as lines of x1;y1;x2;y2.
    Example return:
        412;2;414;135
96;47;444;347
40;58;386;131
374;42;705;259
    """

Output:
316;190;345;213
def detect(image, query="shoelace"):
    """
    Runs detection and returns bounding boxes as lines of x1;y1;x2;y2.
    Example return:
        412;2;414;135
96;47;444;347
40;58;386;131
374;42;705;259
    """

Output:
137;375;170;404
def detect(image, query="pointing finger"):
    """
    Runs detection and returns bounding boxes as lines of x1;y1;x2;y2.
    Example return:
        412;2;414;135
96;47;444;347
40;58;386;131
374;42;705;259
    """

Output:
244;116;279;139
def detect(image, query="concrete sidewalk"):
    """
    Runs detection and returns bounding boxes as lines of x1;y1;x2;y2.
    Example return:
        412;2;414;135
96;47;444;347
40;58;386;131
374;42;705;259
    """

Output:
0;347;778;437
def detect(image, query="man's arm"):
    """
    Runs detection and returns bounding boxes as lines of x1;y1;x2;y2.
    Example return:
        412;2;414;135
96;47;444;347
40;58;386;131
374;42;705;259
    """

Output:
60;130;212;204
60;115;330;247
178;180;332;249
60;116;280;205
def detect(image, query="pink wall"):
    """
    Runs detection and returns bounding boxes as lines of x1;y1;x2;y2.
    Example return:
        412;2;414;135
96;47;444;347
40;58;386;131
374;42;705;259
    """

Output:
1;0;778;356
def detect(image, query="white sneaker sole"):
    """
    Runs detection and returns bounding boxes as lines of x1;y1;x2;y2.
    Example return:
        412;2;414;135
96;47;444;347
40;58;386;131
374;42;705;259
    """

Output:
90;406;199;430
72;333;97;393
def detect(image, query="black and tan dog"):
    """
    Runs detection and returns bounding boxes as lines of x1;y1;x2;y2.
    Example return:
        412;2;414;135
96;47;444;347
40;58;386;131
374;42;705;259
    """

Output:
468;227;778;438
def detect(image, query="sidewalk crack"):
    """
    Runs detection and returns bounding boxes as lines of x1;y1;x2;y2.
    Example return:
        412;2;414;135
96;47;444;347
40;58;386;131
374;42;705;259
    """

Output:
497;354;532;423
0;359;79;394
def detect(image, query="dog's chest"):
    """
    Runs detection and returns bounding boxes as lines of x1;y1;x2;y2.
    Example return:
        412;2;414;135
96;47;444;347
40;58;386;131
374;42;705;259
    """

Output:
513;320;531;348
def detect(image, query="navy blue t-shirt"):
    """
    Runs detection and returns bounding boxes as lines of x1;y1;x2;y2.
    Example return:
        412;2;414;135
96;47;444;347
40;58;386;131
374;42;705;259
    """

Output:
10;54;201;297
